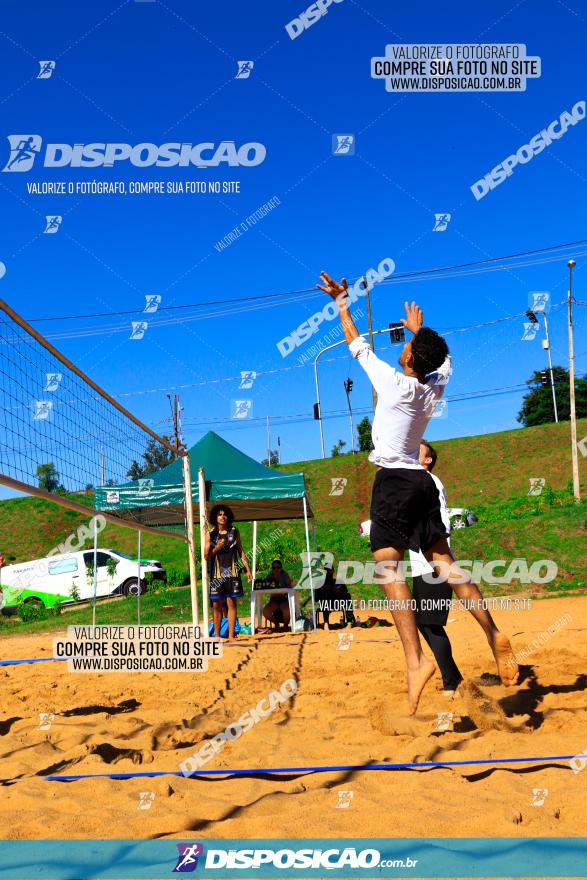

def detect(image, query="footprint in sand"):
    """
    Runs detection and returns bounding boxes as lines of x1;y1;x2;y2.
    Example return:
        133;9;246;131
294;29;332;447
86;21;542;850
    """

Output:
369;702;423;737
459;680;511;732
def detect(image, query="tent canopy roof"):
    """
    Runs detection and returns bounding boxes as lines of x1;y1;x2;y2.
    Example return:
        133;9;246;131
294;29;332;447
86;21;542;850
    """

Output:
94;431;313;528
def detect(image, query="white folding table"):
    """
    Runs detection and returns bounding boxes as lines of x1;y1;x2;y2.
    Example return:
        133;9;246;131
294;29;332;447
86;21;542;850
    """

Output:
250;586;298;634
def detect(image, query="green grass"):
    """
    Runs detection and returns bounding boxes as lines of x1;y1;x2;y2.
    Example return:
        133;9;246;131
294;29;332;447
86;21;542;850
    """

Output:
0;584;195;639
1;418;586;638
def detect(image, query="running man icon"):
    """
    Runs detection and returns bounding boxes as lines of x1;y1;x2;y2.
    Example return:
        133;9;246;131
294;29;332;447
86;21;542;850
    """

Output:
4;135;42;172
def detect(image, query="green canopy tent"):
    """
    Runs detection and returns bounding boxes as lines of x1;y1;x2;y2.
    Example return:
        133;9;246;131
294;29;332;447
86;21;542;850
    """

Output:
95;431;316;633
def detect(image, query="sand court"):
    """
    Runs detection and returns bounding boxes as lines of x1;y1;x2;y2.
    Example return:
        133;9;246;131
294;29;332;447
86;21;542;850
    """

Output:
0;595;585;841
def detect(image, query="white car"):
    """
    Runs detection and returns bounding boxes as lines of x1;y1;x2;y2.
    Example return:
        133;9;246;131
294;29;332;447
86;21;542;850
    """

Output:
0;548;166;614
359;508;477;537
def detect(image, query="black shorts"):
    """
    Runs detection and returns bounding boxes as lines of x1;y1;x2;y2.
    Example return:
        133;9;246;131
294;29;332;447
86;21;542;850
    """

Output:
369;467;448;553
210;574;243;600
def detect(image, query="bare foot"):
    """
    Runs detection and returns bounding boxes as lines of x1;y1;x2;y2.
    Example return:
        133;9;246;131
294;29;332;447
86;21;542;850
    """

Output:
489;632;519;686
407;656;436;715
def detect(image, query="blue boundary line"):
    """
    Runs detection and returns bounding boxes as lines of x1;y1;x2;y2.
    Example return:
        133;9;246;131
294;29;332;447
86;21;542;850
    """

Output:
0;657;64;666
27;755;575;782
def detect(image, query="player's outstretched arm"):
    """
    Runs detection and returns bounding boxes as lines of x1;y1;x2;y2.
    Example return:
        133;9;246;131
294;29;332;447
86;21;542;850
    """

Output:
316;271;360;346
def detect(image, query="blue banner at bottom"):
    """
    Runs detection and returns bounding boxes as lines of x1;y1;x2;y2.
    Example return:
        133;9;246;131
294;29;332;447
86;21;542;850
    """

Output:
0;838;585;879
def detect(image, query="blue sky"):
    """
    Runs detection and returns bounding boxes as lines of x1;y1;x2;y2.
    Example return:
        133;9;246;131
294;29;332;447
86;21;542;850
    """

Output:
0;0;586;498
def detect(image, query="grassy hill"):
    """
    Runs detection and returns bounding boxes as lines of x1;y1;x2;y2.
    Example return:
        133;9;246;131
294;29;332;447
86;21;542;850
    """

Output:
1;419;586;605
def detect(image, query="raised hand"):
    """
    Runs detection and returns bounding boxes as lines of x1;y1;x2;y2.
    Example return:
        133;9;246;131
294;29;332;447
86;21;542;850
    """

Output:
316;271;349;304
400;301;424;335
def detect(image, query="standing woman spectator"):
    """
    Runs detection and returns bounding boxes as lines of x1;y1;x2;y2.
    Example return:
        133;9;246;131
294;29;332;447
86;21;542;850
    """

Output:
204;505;252;641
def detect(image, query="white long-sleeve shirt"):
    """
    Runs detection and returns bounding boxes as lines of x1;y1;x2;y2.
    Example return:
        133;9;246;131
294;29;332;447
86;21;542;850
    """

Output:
349;335;452;469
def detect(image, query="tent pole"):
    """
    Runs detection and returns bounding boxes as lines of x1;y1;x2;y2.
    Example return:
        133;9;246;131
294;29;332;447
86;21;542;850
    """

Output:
251;520;258;634
198;467;210;634
181;453;199;628
303;496;317;636
92;516;98;628
137;528;141;626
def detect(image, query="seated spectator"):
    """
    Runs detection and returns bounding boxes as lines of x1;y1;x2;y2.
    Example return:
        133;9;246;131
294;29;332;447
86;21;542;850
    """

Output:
315;563;356;628
262;560;293;630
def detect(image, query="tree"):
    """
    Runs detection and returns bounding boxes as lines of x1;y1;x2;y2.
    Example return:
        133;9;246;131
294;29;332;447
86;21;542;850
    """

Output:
357;416;374;452
36;462;61;493
517;367;587;427
331;439;346;457
262;449;280;467
127;436;175;479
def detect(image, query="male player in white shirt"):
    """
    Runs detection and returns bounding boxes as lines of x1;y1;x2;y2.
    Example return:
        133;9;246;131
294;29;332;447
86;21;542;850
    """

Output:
316;271;518;714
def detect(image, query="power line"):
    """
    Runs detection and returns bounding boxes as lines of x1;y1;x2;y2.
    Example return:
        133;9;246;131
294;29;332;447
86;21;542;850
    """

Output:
153;383;529;431
25;237;587;325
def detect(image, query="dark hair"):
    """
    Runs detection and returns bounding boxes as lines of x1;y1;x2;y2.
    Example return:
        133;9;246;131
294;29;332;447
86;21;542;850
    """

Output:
420;439;438;471
209;504;234;528
271;559;282;568
411;327;449;375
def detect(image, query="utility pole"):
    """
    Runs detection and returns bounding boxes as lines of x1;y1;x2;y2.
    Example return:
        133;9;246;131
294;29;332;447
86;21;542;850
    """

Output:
167;393;180;455
567;260;581;501
266;415;271;466
344;378;355;453
100;447;105;485
362;277;378;412
541;309;559;423
277;435;281;464
527;307;559;423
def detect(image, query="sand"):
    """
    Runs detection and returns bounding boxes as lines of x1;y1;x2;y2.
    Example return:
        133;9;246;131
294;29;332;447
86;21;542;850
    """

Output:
0;595;585;843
